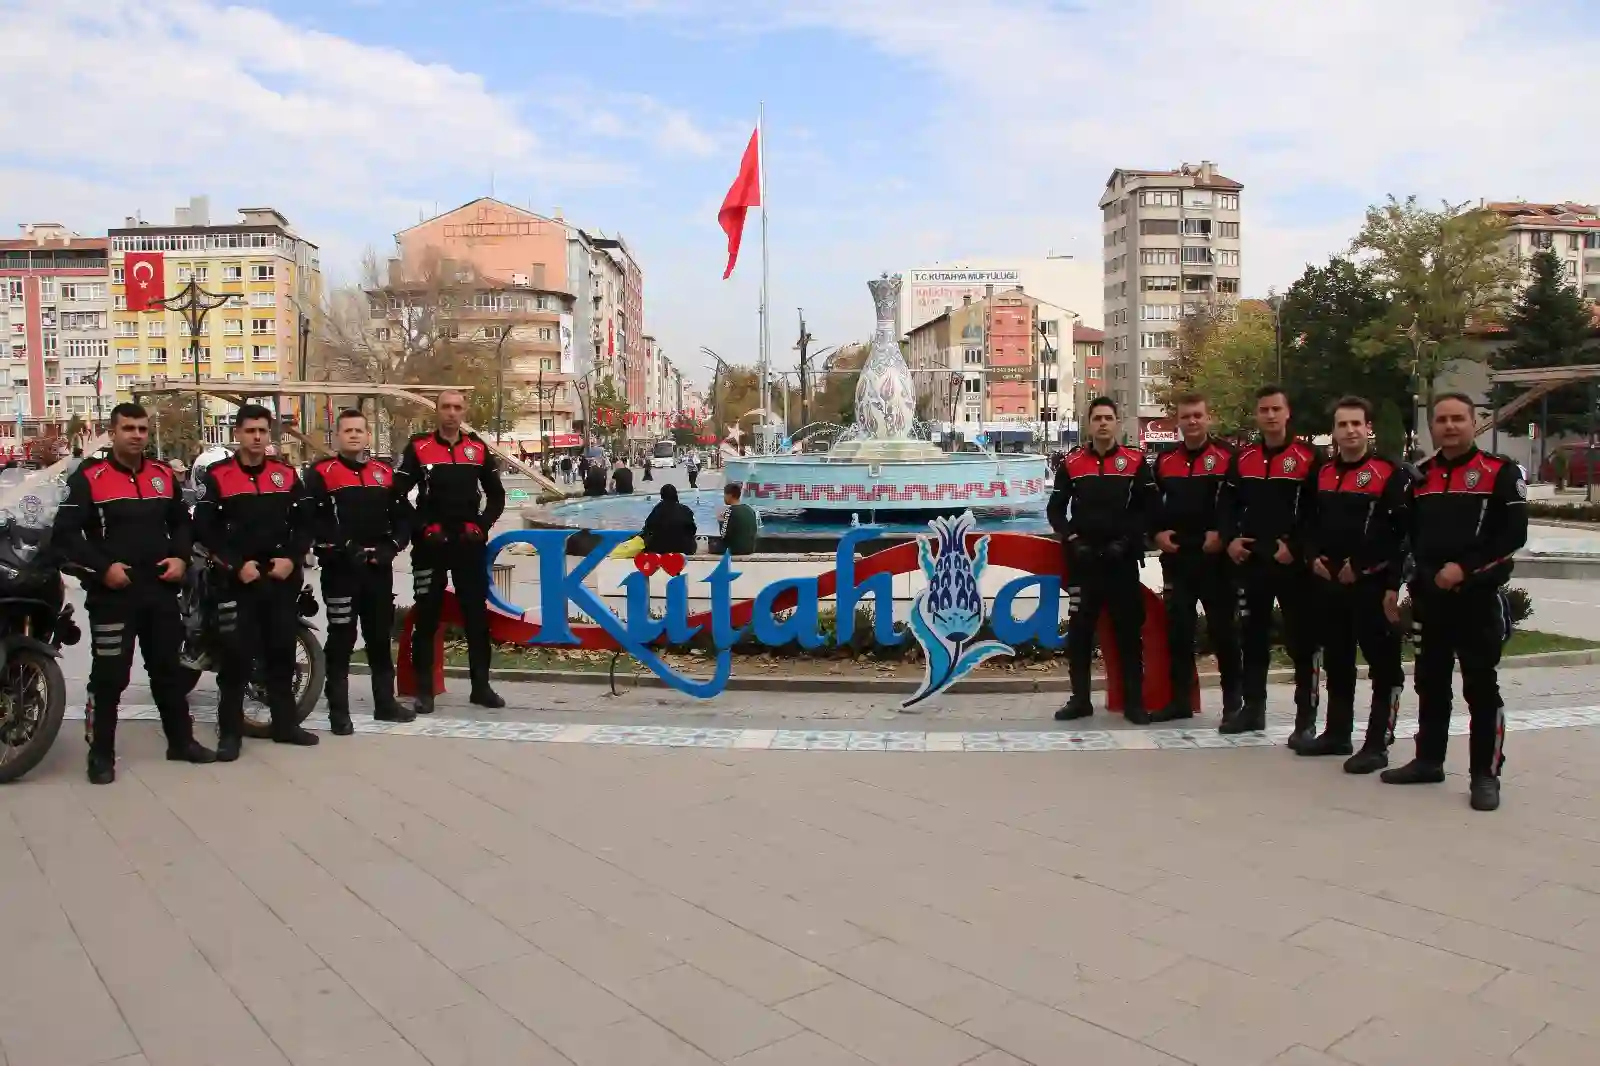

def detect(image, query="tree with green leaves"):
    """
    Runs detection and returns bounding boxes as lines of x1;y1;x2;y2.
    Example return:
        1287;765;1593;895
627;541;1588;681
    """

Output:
589;376;630;452
1495;248;1598;435
1279;256;1411;454
1163;302;1275;435
1349;196;1522;411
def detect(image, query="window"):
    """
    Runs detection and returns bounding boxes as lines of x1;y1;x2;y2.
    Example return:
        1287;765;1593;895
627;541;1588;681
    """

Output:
1088;365;1102;380
6;280;22;302
60;311;106;330
179;320;207;337
116;347;140;365
63;338;109;360
146;319;165;337
964;378;982;394
222;265;243;282
112;267;125;285
41;331;56;355
251;264;275;282
1181;218;1212;238
1586;233;1600;250
1144;276;1179;292
117;374;136;389
60;282;107;302
249;292;276;308
1140;248;1180;265
1216;278;1240;294
1181;246;1214;265
1531;232;1554;249
1186;191;1212;209
250;318;273;335
1140;219;1180;236
252;345;276;362
38;279;56;302
374;327;390;341
114;295;127;310
1140;190;1180;208
1141;332;1177;349
1141;304;1181;321
222;318;242;336
253;372;279;382
1217;222;1239;239
964;348;982;365
1218;193;1239;211
1566;260;1579;280
114;321;138;338
1184;276;1212;293
1216;249;1240;267
224;346;245;363
175;265;208;283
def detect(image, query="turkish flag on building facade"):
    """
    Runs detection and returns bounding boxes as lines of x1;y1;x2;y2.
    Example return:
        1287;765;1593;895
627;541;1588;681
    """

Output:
718;128;761;279
125;252;165;312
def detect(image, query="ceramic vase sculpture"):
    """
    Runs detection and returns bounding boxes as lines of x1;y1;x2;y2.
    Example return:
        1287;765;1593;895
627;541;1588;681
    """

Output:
855;274;917;441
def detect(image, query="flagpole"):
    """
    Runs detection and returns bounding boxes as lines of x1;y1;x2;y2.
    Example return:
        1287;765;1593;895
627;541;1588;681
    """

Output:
757;100;771;448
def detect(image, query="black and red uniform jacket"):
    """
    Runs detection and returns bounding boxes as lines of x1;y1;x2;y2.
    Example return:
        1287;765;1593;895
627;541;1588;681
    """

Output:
193;455;311;574
1045;443;1152;555
394;430;505;542
1409;447;1527;589
54;456;190;587
1227;438;1320;560
1150;437;1234;552
303;454;411;554
1304;451;1408;590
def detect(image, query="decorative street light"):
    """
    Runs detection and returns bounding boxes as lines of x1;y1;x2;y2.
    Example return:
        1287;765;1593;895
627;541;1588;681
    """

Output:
150;277;231;453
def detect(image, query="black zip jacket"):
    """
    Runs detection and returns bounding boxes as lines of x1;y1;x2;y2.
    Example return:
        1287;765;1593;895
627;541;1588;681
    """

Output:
1046;443;1152;554
1150;437;1234;551
193;455;311;573
304;454;411;553
54;456;190;584
1410;447;1527;588
1304;450;1408;590
394;430;505;537
1227;438;1319;559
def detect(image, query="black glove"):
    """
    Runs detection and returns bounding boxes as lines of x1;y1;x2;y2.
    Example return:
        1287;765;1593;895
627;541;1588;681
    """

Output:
1102;540;1127;562
372;541;399;565
344;540;369;565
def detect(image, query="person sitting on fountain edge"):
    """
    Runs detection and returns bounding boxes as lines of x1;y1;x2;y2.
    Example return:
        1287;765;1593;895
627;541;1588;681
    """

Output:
1048;397;1154;724
642;483;697;556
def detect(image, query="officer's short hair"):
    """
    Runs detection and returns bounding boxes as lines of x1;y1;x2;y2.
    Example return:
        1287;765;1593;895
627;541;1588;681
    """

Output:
1332;395;1373;423
1255;384;1288;403
1432;392;1476;414
1173;392;1207;410
1087;396;1118;417
108;402;148;427
234;403;274;429
336;408;366;427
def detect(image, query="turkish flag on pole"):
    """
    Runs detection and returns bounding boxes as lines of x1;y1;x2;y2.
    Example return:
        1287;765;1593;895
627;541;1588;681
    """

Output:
125;252;165;312
718;128;761;279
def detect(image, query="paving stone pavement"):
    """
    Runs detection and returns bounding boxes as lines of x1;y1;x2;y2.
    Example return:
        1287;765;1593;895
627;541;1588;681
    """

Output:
7;669;1600;1065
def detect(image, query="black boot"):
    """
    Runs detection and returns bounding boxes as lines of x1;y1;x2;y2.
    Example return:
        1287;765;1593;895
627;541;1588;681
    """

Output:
1123;704;1152;726
326;674;353;735
273;726;321;747
1296;732;1354;757
87;750;115;785
373;696;416;724
1220;685;1243;721
413;691;434;716
167;739;218;764
1470;776;1501;812
215;734;242;763
1219;700;1266;734
1286;708;1317;752
1149;702;1194;724
1343;746;1389;774
469;684;506;709
1380;758;1446;785
1054;696;1093;722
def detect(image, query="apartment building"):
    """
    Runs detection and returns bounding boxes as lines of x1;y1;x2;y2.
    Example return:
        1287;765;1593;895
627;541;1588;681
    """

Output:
1099;161;1243;440
905;288;1050;446
1486;201;1600;303
109;197;322;442
0;224;111;449
641;337;685;436
1070;324;1106;441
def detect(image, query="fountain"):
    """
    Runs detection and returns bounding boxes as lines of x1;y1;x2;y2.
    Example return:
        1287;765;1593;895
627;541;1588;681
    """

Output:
721;274;1049;522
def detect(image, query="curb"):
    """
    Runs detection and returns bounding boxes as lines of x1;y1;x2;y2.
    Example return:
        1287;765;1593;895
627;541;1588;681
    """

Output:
352;647;1600;694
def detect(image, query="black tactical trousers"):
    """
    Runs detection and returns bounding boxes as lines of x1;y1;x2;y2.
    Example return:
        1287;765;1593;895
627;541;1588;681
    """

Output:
1411;583;1511;777
213;572;301;740
1237;558;1319;718
1315;576;1404;750
410;538;492;689
321;558;396;712
85;583;196;756
1066;552;1145;711
1161;551;1240;712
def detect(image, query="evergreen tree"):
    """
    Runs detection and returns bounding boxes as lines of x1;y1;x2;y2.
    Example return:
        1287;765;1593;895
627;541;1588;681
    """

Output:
1497;248;1597;435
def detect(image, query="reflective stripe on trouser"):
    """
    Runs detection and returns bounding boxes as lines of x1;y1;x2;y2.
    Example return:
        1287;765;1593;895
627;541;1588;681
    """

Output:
1410;583;1507;777
1162;553;1239;712
85;588;195;754
321;560;397;710
409;539;493;689
1316;577;1404;747
1064;557;1144;710
213;576;301;739
1237;560;1319;718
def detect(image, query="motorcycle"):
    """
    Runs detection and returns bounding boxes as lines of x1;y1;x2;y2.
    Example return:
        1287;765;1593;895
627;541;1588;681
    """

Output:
172;547;327;740
0;477;80;784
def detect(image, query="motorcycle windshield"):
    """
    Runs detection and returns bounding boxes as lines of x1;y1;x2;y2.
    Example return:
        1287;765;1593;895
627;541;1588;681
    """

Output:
0;468;68;530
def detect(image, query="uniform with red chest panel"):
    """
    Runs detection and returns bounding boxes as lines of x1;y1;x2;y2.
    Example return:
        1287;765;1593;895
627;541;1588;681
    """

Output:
1308;453;1407;585
305;455;409;554
1152;439;1233;551
1230;439;1318;555
58;456;190;583
396;430;504;542
193;455;311;572
1410;448;1525;587
1046;443;1151;552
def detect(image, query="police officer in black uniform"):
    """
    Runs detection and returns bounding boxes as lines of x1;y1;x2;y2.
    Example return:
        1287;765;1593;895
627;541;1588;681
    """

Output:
395;389;506;714
193;404;320;759
1047;396;1153;724
1383;393;1527;811
1149;392;1241;724
1299;396;1408;768
54;402;215;783
1226;385;1321;742
304;409;416;734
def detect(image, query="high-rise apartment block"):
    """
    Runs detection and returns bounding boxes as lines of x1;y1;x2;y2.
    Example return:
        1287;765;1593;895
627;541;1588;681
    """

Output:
1099;162;1242;440
0;224;111;450
1485;201;1600;303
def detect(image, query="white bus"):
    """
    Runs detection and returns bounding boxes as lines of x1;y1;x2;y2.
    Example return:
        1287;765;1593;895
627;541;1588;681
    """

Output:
649;439;678;469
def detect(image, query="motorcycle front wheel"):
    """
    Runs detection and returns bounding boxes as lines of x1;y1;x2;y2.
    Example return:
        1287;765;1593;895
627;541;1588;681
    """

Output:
0;646;67;784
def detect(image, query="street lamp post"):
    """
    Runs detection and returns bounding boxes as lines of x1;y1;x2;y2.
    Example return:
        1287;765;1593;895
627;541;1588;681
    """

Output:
490;324;513;446
1401;314;1438;455
150;278;230;455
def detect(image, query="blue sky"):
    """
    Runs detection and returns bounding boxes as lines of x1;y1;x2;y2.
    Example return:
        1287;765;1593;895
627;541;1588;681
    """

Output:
3;0;1598;387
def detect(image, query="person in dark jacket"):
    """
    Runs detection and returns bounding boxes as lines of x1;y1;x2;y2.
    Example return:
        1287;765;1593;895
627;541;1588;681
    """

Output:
1225;385;1321;742
583;462;608;496
1384;394;1528;812
641;483;697;555
193;404;319;758
53;402;215;783
1047;396;1153;723
1300;396;1407;768
611;460;634;495
1149;392;1240;725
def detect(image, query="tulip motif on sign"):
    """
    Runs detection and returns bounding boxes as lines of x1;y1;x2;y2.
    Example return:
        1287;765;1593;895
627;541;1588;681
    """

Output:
904;511;1013;708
